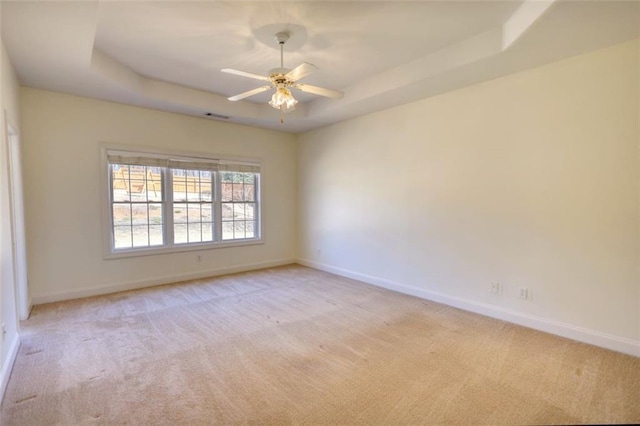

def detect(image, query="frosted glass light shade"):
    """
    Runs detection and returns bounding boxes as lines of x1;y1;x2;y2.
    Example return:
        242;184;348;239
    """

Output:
269;87;297;112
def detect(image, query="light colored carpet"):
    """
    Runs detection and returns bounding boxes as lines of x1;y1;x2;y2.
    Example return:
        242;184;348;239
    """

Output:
1;265;639;425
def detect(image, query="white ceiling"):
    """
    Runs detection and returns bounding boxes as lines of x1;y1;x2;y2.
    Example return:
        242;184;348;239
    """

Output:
1;1;638;133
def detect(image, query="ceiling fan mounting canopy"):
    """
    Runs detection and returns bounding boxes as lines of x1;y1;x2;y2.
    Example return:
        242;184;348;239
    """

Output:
274;31;290;45
221;30;343;121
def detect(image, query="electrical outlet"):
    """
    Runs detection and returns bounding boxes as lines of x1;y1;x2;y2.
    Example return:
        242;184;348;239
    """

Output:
490;282;500;294
519;287;529;300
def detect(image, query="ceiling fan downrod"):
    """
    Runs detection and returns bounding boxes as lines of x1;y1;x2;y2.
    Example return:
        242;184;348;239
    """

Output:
275;32;289;69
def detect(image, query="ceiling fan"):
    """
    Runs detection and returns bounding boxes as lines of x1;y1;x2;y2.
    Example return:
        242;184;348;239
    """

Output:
222;32;343;122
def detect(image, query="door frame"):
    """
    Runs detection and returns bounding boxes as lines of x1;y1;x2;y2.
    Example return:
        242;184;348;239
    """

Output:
4;112;30;320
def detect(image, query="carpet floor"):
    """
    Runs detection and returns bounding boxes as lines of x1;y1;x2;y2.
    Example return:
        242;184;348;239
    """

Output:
1;265;639;425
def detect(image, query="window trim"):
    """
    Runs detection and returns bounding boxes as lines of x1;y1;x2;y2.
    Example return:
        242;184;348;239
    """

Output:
100;144;263;260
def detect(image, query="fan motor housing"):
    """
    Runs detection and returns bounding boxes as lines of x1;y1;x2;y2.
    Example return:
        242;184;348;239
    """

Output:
269;67;290;77
268;67;292;85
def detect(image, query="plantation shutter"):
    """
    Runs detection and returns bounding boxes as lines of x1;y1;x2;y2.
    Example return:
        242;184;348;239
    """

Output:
218;162;260;173
168;156;219;172
107;150;168;168
107;150;258;173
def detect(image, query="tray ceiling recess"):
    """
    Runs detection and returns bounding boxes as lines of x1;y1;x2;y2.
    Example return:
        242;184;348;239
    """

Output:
1;0;637;132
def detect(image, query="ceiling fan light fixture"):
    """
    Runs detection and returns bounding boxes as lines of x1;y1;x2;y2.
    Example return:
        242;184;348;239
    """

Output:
269;86;297;112
222;31;343;122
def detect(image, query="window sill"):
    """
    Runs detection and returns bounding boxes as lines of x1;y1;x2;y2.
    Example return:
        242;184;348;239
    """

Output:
103;238;264;260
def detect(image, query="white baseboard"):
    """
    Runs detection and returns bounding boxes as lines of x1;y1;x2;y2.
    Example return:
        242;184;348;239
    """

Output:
32;258;297;305
1;332;20;404
297;258;640;358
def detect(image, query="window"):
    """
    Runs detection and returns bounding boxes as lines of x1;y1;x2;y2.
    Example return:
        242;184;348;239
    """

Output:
111;164;164;249
221;170;257;240
106;149;261;255
172;168;214;244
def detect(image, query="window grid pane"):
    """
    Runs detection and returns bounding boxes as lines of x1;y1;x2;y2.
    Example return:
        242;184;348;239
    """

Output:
221;172;258;241
111;164;165;249
172;169;214;245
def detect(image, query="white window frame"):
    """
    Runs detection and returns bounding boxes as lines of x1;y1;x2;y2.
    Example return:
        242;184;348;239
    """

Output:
101;145;263;259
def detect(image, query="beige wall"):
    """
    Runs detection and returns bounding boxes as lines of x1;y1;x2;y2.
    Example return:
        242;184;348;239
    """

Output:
21;89;297;301
14;40;640;355
0;40;21;397
298;40;639;353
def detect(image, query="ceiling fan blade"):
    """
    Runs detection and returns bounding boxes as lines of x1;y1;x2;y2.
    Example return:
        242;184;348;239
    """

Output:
221;68;269;82
228;86;271;101
285;62;318;82
296;84;343;99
